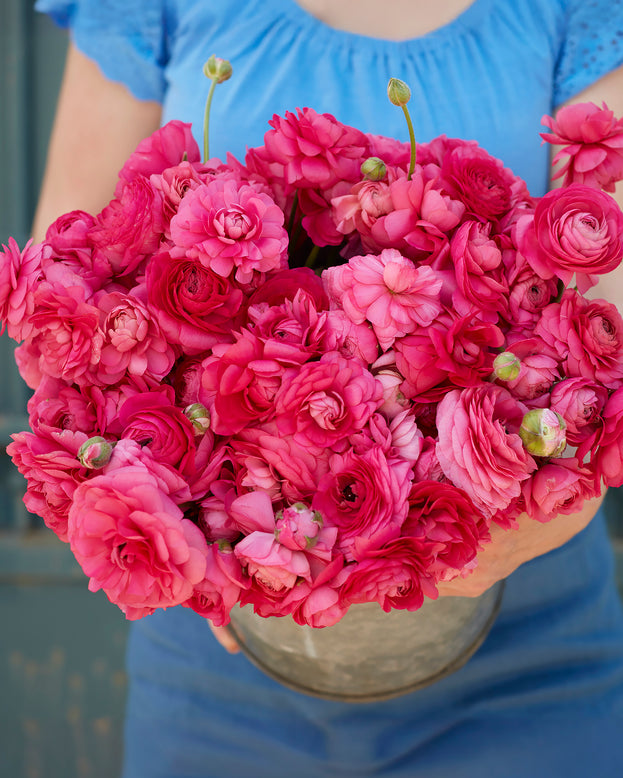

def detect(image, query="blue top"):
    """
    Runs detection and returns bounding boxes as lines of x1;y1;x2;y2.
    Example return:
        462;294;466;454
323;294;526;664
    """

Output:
33;2;623;776
37;0;623;194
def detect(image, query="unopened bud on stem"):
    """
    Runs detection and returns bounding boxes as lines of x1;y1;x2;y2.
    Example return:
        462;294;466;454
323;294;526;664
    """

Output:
203;55;233;84
184;403;211;435
78;436;114;469
361;157;387;181
387;78;411;107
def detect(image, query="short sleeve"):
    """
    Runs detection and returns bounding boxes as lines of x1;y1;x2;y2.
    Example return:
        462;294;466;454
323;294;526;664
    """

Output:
554;0;623;105
34;0;169;103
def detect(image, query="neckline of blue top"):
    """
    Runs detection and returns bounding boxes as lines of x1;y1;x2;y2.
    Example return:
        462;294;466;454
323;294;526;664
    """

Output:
271;0;496;48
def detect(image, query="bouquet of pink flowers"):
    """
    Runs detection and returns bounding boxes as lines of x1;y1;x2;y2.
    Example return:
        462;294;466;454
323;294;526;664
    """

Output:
3;73;623;628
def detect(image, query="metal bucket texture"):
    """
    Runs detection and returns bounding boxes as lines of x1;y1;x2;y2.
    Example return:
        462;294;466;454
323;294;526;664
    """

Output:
227;582;504;702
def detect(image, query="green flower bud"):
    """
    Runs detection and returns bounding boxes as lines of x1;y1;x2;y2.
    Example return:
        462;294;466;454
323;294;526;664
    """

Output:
519;408;567;458
77;436;113;469
360;156;387;181
493;351;521;382
387;78;411;107
203;55;233;84
184;403;211;435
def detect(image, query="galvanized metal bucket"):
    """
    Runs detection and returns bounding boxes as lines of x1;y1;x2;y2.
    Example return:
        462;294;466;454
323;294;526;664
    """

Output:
227;582;504;702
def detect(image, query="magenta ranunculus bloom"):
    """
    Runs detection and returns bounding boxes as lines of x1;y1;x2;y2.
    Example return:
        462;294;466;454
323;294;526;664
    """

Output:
323;248;443;350
594;387;623;487
274;351;382;449
334;537;438;612
68;466;207;619
436;384;537;517
116;120;201;191
402;480;489;580
170;177;288;284
146;248;244;354
541;102;623;192
549;377;608;449
313;445;412;560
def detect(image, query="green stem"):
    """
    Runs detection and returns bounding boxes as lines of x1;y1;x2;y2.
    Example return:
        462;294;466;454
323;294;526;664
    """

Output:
402;104;417;180
203;78;217;162
305;244;321;268
287;191;299;237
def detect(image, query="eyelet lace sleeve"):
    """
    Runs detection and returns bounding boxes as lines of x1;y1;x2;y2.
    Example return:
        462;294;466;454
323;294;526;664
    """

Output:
554;0;623;106
35;0;170;104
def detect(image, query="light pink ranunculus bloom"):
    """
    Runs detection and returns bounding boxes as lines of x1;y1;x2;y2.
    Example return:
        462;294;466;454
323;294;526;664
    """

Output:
29;282;103;386
323;248;443;350
68;466;207;620
0;238;44;342
170;177;288;284
95;289;177;386
274;351;382;449
541;102;623;192
321;309;380;365
184;542;247;626
234;532;312;593
436;384;537;517
522;459;598;523
7;428;89;542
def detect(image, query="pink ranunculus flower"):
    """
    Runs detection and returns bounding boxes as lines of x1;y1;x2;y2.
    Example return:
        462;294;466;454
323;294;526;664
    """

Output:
507;259;559;329
313;445;412;560
450;220;509;319
27;376;98;435
246;107;370;193
515;184;623;292
116;389;198;475
233;425;331;503
145;248;243;355
95;289;177;386
331;178;394;236
169;176;288;284
246;291;327;367
29;282;104;385
321;309;380;365
0;238;45;342
593;387;623;487
151;160;204;237
200;330;285;436
541;102;623;192
535;290;623;389
7;428;89;542
323;248;443;350
363;170;465;263
549;377;608;449
67;466;208;620
441;143;529;220
184;541;247;626
402;480;489;580
500;339;561;401
334;537;438;612
90;176;165;278
116;120;201;190
522;458;599;523
436;384;537;517
274;351;382;449
246;267;329;311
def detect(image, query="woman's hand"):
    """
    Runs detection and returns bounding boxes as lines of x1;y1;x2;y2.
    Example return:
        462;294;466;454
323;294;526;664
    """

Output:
437;493;605;597
208;623;241;654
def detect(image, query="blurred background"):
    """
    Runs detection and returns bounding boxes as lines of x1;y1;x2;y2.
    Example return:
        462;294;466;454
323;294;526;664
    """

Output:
1;5;623;778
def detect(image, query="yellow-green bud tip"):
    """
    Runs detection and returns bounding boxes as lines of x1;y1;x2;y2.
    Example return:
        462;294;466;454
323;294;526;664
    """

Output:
387;78;411;107
203;55;233;84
